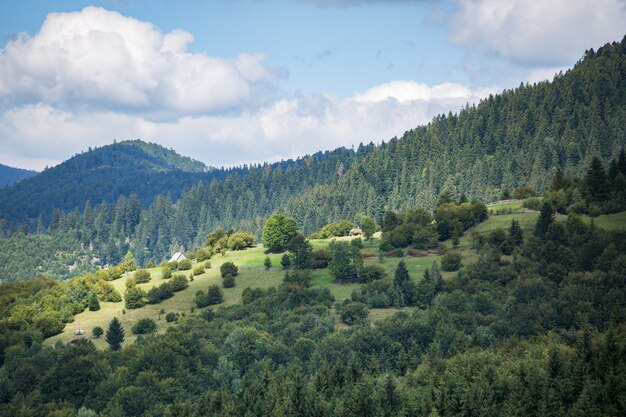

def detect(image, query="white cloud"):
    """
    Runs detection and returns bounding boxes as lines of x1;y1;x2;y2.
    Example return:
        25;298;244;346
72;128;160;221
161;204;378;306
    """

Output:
0;6;496;171
0;81;493;170
0;6;275;115
448;0;626;66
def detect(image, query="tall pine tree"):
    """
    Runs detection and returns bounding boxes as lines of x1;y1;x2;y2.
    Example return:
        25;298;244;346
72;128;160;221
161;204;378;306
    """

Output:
105;317;125;351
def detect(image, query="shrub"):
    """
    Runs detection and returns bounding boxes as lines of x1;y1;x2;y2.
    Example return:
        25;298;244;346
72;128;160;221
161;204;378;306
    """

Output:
169;261;179;271
161;264;172;279
165;312;178;323
146;283;174;304
222;274;235;288
311;249;332;269
523;197;544;211
193;265;205;276
124;287;146;309
146;261;155;268
196;248;212;262
106;266;123;281
283;270;312;287
131;318;157;335
220;262;238;278
227;231;256;250
170;274;189;292
134;270;151;283
340;301;369;325
178;259;192;270
351;238;363;249
264;257;272;270
441;252;462;271
356;264;387;283
281;253;292;269
195;285;224;308
92;326;104;338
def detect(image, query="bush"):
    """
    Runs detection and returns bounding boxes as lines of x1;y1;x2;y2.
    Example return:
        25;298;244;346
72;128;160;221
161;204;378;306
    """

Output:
339;301;369;325
146;283;174;304
441;252;462;271
356;264;387;283
196;248;212;262
264;257;272;270
220;262;239;278
222;274;236;288
227;231;256;250
106;266;123;281
165;312;178;323
193;265;205;276
170;274;189;292
124;287;146;309
281;253;292;269
92;326;104;338
161;264;172;279
195;285;224;308
131;318;157;335
351;238;363;249
134;270;151;283
283;270;312;287
311;249;332;269
169;261;179;271
178;259;192;270
523;197;544;211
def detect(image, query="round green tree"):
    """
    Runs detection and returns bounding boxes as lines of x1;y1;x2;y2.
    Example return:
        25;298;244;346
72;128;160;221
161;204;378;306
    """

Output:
262;214;298;252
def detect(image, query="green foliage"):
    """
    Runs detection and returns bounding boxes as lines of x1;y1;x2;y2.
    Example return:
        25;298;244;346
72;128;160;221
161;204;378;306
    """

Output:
195;285;224;307
356;264;387;283
262;214;298;252
287;233;313;269
283;269;312;287
535;202;555;238
441;252;462;271
192;265;205;276
227;231;255;251
124;287;146;309
131;318;157;335
263;256;272;270
360;215;376;240
328;240;362;281
134;269;151;283
392;260;417;306
313;219;355;239
220;262;238;278
165;312;178;323
87;291;100;311
280;253;292;269
105;317;124;351
92;326;103;338
311;248;332;269
222;274;236;288
178;259;192;270
339;301;369;325
161;264;172;279
146;283;174;304
169;274;189;292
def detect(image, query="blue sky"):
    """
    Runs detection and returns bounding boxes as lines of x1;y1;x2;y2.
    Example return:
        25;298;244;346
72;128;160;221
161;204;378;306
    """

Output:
0;0;624;170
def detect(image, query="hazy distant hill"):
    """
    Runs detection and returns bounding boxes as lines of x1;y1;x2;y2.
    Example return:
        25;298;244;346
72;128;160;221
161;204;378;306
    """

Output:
0;163;37;188
0;140;212;224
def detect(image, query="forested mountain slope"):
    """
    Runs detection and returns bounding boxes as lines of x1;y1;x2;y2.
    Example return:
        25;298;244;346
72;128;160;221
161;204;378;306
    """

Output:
0;163;37;188
0;37;625;281
0;140;211;224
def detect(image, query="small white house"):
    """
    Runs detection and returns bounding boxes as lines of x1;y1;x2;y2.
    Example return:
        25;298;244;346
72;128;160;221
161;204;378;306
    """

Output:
169;252;187;262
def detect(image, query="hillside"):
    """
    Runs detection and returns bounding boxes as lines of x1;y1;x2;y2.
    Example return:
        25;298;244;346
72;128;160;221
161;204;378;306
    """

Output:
0;163;37;188
0;140;210;224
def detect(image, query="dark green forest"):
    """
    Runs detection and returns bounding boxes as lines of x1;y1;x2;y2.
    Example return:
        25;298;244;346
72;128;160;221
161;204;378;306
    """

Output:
1;37;625;282
0;199;624;416
0;163;37;188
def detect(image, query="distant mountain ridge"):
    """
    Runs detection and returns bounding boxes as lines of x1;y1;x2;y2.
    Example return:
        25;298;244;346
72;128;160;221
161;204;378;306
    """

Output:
0;140;212;223
0;163;37;188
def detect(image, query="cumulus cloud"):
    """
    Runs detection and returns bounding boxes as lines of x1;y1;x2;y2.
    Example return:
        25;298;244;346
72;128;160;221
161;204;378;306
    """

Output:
0;5;496;171
447;0;626;66
0;6;275;115
0;81;493;170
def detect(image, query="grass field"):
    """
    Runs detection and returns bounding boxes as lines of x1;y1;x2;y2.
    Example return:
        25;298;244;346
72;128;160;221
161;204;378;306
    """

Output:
45;208;552;349
583;211;626;231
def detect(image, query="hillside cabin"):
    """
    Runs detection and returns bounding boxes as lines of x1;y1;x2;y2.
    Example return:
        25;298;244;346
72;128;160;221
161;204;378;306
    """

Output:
349;228;363;236
169;252;187;262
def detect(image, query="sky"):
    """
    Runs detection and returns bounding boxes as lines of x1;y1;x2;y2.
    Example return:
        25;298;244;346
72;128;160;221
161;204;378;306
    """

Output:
0;0;624;171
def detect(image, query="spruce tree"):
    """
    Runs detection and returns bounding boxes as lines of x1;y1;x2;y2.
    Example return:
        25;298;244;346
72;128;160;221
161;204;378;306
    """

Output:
87;291;100;312
535;202;555;238
105;317;125;351
509;219;524;247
